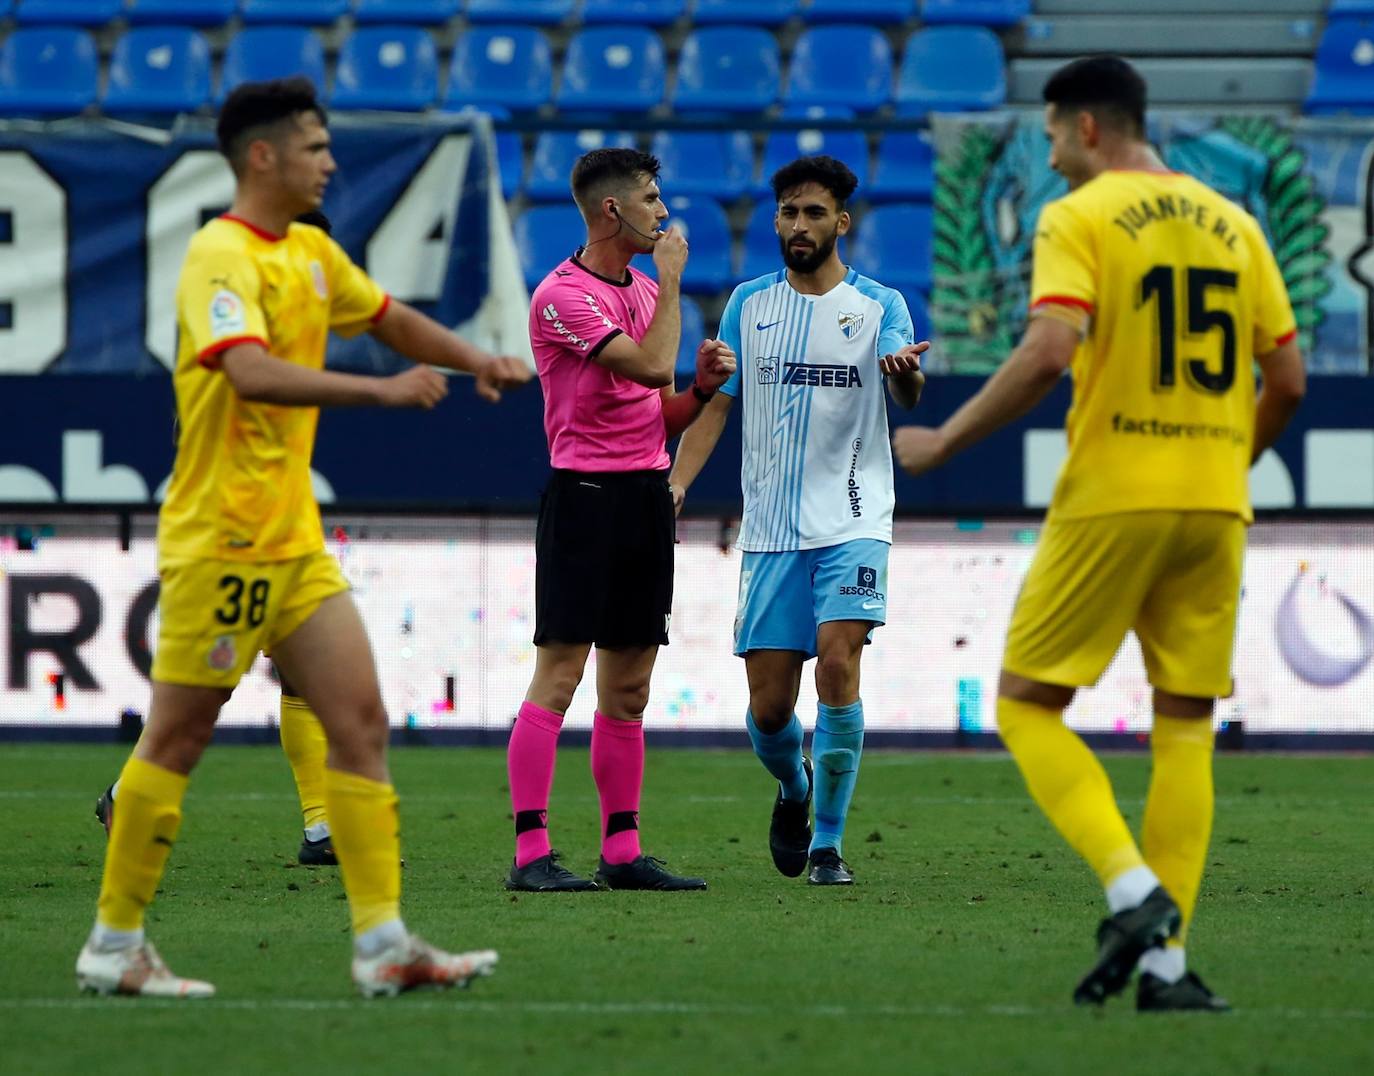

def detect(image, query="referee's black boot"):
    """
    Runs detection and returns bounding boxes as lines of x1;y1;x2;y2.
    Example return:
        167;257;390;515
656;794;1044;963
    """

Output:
505;851;600;892
594;854;707;891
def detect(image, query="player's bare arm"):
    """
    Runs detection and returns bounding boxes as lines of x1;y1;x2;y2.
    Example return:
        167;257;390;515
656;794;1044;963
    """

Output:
668;389;734;515
661;338;737;441
369;299;531;403
1251;336;1306;462
220;341;447;410
893;315;1076;476
592;226;688;388
880;341;931;410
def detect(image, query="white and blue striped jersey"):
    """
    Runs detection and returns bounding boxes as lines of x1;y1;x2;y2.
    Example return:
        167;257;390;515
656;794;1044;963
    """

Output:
718;268;914;552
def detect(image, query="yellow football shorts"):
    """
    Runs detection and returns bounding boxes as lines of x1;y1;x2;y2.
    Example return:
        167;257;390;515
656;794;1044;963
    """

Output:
151;549;350;689
1003;510;1245;698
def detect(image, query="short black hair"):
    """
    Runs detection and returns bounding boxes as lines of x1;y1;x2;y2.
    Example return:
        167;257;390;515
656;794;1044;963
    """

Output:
1042;55;1146;137
570;147;661;213
770;155;859;208
217;77;326;170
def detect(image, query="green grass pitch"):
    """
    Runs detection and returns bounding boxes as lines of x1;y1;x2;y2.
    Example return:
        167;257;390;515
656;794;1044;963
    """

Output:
1;745;1371;1075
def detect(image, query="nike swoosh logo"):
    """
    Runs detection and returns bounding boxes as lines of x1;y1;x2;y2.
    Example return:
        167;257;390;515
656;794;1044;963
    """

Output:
861;601;882;610
756;320;783;331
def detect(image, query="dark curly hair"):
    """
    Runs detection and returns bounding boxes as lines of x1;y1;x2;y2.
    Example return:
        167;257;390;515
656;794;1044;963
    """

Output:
217;77;327;171
770;155;859;208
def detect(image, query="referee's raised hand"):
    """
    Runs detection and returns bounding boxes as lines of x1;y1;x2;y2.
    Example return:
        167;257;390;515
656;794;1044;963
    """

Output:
653;225;688;278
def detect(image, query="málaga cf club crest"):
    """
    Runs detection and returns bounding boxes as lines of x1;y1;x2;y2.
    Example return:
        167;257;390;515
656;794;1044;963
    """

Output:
838;311;864;340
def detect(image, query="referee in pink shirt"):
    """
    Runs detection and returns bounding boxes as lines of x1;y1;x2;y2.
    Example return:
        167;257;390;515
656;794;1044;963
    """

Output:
505;148;737;892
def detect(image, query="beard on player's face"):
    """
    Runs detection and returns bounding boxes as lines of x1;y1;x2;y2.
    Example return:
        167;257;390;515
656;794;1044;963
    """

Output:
779;227;838;274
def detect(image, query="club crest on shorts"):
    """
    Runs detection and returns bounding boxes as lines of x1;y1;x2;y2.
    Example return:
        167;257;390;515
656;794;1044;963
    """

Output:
207;634;237;671
837;310;865;340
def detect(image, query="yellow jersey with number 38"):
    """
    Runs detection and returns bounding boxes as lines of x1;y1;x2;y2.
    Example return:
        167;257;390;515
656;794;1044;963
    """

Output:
158;215;389;562
1029;170;1296;523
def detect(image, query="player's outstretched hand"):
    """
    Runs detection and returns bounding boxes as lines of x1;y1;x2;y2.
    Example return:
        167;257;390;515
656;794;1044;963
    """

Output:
382;364;448;410
694;338;737;393
880;341;930;378
653;226;688;279
475;355;533;403
892;425;948;476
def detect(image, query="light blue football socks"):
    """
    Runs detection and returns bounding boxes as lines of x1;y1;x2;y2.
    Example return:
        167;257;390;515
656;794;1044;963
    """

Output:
746;710;810;803
810;700;864;855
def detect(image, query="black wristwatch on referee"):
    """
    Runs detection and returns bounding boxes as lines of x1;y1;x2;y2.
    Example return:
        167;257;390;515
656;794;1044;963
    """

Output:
690;382;715;404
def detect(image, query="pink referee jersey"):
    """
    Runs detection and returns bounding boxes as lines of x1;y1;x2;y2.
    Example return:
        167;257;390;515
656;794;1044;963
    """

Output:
529;253;670;472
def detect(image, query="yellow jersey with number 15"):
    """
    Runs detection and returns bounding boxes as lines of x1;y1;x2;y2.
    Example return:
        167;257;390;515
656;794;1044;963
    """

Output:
1029;170;1296;524
158;215;389;563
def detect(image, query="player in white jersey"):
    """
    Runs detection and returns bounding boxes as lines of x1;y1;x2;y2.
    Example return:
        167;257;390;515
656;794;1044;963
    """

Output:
671;156;928;884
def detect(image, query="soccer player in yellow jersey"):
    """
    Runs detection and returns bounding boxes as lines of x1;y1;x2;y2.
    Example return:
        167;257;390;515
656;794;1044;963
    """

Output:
893;56;1306;1012
75;77;530;999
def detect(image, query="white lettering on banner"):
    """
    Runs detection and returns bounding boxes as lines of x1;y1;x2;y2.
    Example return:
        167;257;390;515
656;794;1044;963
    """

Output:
0;431;336;504
1305;430;1374;507
366;135;470;304
145;151;236;371
0;151;67;373
2;523;1371;731
1021;429;1304;509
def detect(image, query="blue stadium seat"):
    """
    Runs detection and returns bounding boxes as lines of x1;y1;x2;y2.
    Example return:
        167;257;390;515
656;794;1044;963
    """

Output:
780;104;856;120
515;204;588;289
219;28;326;103
849;203;932;294
1305;19;1374;115
0;27;97;115
240;1;350;23
103;27;211;116
353;0;462;23
676;295;707;378
444;27;551;113
1329;1;1374;15
758;129;869;197
465;0;573;25
673;28;780;114
786;25;892;113
525;129;636;201
331;26;437;111
920;0;1029;26
0;2;10;16
661;196;732;293
869;132;934;203
557;27;666;113
738;200;782;280
806;0;914;21
650;131;754;201
895;26;1005;118
126;0;237;25
581;0;684;26
13;0;122;25
494;129;522;198
692;0;798;24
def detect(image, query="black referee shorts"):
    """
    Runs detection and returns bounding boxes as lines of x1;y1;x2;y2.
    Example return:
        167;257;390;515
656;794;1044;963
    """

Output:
534;468;675;649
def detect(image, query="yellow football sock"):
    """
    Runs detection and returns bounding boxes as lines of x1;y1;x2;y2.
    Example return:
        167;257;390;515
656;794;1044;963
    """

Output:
1142;714;1215;941
279;694;329;831
96;757;189;931
324;768;402;935
997;696;1146;887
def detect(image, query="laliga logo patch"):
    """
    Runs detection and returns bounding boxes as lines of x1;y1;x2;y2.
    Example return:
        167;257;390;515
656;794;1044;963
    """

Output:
207;634;237;672
309;260;328;300
1275;565;1374;687
209;290;245;338
837;310;864;340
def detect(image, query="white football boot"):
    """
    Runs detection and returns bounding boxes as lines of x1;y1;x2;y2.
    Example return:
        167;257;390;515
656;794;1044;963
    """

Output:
76;940;215;999
352;934;498;998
